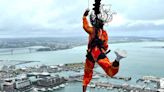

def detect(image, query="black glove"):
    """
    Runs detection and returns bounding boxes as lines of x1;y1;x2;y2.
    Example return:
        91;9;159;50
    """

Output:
83;9;90;16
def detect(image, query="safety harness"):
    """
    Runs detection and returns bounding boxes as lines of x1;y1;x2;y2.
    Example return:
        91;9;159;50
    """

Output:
86;28;107;63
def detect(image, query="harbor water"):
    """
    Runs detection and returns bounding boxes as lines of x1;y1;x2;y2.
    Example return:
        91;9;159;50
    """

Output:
0;41;164;92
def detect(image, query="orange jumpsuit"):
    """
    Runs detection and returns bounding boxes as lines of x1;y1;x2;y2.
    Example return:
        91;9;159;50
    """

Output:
82;16;119;86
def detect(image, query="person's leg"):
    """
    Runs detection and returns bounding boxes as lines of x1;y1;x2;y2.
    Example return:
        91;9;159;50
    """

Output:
83;86;87;92
97;49;127;77
97;57;119;77
83;59;95;92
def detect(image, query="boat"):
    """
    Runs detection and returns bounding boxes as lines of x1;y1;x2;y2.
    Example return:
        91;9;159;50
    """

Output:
60;84;66;88
53;87;56;90
47;88;53;91
106;87;113;90
101;86;105;89
123;89;127;92
53;87;58;90
92;75;100;79
33;88;38;92
90;84;96;88
56;86;60;89
40;88;46;91
65;83;69;85
37;88;46;92
88;84;95;88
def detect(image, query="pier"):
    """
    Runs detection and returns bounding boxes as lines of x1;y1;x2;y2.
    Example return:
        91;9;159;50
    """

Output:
94;70;132;81
1;63;164;92
89;82;158;92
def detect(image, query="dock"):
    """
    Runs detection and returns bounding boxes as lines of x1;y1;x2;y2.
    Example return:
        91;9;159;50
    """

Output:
94;70;131;81
91;82;158;92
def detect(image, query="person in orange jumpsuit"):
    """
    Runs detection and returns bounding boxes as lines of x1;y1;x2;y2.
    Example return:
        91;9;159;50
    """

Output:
82;9;127;92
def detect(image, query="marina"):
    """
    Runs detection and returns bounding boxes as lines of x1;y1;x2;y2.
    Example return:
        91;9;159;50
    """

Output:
88;82;158;92
1;62;164;92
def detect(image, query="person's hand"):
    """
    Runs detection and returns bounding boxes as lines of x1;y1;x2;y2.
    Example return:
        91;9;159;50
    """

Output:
83;8;90;16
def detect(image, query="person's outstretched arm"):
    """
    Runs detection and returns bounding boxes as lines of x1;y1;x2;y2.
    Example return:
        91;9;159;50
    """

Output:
83;9;93;34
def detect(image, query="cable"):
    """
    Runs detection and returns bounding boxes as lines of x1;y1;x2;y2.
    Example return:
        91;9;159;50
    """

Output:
88;0;90;9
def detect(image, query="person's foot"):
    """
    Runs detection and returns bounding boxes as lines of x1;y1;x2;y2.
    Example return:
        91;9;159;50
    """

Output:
114;49;127;61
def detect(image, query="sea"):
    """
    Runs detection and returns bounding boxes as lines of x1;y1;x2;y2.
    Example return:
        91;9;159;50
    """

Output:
0;41;164;92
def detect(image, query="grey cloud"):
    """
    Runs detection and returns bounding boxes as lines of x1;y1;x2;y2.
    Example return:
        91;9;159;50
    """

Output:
109;22;164;31
111;0;164;20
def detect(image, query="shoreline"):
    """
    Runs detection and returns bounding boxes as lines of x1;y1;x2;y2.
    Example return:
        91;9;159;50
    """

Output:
0;60;40;68
0;40;163;50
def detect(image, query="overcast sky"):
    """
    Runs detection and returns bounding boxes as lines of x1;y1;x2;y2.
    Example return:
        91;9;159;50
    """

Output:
0;0;164;38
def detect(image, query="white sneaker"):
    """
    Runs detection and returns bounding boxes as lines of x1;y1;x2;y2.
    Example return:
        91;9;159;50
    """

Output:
114;49;127;61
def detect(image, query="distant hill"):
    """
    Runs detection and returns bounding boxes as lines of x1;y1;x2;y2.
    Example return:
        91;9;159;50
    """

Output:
0;36;163;49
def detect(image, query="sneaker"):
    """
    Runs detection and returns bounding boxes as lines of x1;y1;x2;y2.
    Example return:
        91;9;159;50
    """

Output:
114;49;127;61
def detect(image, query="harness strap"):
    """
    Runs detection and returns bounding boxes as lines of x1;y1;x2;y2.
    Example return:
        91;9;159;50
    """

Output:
86;28;107;62
86;51;107;63
86;51;95;63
